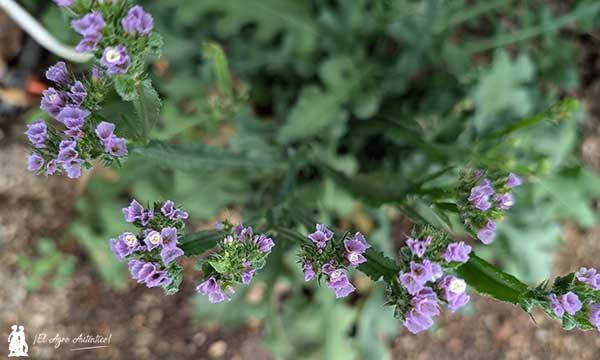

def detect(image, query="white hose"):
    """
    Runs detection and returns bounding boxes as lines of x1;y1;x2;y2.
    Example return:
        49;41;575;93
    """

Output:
0;0;93;63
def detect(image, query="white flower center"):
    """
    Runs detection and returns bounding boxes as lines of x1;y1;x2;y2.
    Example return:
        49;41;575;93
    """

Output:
124;234;137;246
149;232;160;245
449;278;466;294
106;49;121;63
49;93;58;103
349;253;359;262
331;270;341;279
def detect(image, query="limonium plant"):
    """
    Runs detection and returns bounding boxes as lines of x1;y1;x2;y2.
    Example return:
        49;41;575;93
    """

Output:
29;0;600;336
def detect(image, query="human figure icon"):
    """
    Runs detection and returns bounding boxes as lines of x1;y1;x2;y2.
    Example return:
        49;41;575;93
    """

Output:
7;324;28;357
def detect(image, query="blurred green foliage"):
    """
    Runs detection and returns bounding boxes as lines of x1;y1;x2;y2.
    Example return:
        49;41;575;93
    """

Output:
30;0;600;357
17;239;76;290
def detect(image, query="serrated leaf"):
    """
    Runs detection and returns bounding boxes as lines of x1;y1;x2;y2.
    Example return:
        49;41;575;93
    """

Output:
133;79;162;140
359;248;400;282
114;75;138;102
147;32;164;57
179;230;224;256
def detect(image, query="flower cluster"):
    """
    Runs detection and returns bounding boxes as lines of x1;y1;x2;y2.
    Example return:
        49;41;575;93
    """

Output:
542;267;600;331
26;61;127;178
196;222;275;303
26;1;161;178
299;224;370;299
389;226;472;334
109;199;189;294
457;169;522;245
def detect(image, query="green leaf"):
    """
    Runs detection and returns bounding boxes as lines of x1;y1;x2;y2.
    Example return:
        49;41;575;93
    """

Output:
456;253;529;304
114;75;138;102
179;230;223;256
132;79;162;140
132;140;282;172
147;32;164;57
202;42;233;97
359;248;400;282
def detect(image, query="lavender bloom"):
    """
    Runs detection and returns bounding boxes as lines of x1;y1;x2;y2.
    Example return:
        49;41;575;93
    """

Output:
486;219;496;230
144;230;161;250
105;136;128;157
45;61;68;85
161;200;175;218
109;232;139;260
404;309;434;334
321;261;335;275
241;262;255;284
506;173;522;188
121;5;154;36
438;275;470;312
46;159;58;175
76;33;102;53
549;293;565;318
140;209;154;226
303;261;315;281
128;260;145;280
122;199;144;222
196;276;229;303
57;141;78;163
173;208;189;220
40;88;66;118
57;105;90;129
27;152;44;172
560;292;582;315
53;0;74;6
468;179;494;212
477;228;496;245
145;270;172;288
411;287;440;317
25;120;47;148
399;271;423;295
589;303;600;331
327;269;356;298
442;242;472;263
135;262;157;283
91;66;103;81
406;238;426;258
62;158;83;178
495;193;514;209
423;260;443;281
238;226;253;242
101;46;131;74
160;200;188;220
575;267;600;289
71;12;105;37
68;81;87;105
344;232;369;266
160;227;178;249
95;121;115;144
160;247;184;265
308;224;334;250
253;234;275;253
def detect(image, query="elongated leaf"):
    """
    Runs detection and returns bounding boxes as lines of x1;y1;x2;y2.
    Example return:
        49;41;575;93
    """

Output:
202;42;233;97
359;248;400;282
133;79;162;140
132;140;282;171
456;253;529;304
179;230;224;256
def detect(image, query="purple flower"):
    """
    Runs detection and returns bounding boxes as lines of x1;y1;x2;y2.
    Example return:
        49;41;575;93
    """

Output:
160;247;184;265
57;140;78;163
495;193;514;209
327;269;355;298
173;208;189;220
549;293;564;318
160;227;178;249
75;33;101;53
411;287;440;317
486;219;496;230
62;158;83;178
143;230;161;250
423;260;443;281
406;237;426;258
399;271;423;295
160;200;188;220
91;66;103;81
145;270;172;288
303;261;315;282
40;88;66;118
57;105;90;129
308;224;333;250
560;292;582;315
344;232;369;266
477;228;496;245
53;0;73;6
140;209;154;226
100;46;131;74
68;81;87;105
135;262;157;283
128;260;145;279
161;200;175;218
253;234;275;253
25;120;47;148
46;159;58;175
122;199;144;222
442;242;472;263
27;152;44;172
404;309;434;334
196;276;229;303
121;5;154;36
589;303;600;331
321;261;335;275
438;275;470;312
105;136;128;157
575;267;600;289
110;232;139;260
71;12;105;37
506;173;522;188
45;61;68;85
95;121;115;144
469;179;494;212
241;262;255;284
